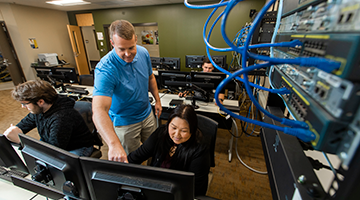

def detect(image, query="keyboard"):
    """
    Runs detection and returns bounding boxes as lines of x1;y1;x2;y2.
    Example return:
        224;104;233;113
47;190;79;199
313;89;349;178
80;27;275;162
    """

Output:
65;85;89;95
0;166;29;182
223;104;240;112
65;85;86;90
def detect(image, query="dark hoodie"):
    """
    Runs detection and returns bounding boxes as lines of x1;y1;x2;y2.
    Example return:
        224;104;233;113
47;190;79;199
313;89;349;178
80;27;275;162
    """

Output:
17;97;94;151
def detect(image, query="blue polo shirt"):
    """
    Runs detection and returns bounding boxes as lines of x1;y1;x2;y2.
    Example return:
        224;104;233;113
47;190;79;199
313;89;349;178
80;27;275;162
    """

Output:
93;46;152;126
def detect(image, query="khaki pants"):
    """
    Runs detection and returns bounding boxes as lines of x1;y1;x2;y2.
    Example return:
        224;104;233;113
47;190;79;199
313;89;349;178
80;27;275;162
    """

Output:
114;111;157;155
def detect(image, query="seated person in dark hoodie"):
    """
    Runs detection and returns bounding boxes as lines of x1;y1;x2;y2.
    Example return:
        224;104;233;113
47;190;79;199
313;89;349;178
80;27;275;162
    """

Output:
128;104;210;196
3;80;95;156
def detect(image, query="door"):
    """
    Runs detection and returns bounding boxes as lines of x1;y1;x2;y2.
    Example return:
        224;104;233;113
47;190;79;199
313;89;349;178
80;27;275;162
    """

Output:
67;25;90;75
81;26;100;71
0;21;26;85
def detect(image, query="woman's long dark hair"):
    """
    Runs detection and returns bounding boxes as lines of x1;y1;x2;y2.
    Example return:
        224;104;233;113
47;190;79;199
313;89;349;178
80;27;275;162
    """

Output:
158;104;203;169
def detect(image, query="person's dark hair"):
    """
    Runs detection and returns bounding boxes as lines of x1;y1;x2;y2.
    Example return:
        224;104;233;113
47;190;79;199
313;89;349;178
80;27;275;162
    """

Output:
12;80;58;104
109;20;135;41
203;57;211;66
158;104;203;169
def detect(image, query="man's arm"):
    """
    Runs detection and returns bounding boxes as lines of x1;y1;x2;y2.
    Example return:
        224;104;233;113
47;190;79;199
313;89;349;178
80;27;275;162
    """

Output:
148;74;162;117
92;96;128;163
218;93;225;104
3;124;23;143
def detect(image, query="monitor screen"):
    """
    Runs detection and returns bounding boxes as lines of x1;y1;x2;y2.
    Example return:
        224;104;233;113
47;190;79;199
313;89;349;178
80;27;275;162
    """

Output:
51;67;79;84
0;134;28;174
80;156;195;200
151;57;162;69
185;55;205;69
150;57;163;69
209;55;227;69
162;57;181;70
158;70;191;90
19;134;90;199
33;66;54;82
190;71;227;90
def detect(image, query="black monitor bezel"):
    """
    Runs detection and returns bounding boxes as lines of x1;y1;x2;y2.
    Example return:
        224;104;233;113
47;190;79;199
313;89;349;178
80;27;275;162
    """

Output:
151;57;162;69
12;175;68;200
208;55;227;69
33;66;79;84
190;71;227;90
185;55;205;69
80;156;195;200
19;134;90;199
51;67;79;84
162;57;181;70
33;66;54;82
0;134;29;174
158;70;191;89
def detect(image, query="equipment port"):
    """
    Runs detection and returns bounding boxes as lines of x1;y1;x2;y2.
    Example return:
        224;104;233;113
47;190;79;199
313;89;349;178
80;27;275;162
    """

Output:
289;94;308;120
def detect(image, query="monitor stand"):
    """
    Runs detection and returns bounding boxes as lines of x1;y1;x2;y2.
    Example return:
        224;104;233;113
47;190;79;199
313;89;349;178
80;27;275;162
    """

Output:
185;96;200;109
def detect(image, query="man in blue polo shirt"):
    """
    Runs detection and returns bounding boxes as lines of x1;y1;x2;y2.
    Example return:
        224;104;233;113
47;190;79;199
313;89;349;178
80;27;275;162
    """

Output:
92;20;162;163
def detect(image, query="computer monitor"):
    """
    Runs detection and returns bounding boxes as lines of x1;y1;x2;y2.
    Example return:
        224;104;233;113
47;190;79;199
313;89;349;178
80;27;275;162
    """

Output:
0;134;28;174
80;156;195;200
162;57;181;70
158;70;191;90
11;175;67;200
191;71;227;90
209;55;227;69
151;57;162;69
33;66;54;82
185;55;205;69
19;134;90;200
187;71;227;106
51;67;79;84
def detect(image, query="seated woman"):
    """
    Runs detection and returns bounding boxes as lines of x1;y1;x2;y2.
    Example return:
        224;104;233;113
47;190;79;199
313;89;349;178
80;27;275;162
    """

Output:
127;104;210;196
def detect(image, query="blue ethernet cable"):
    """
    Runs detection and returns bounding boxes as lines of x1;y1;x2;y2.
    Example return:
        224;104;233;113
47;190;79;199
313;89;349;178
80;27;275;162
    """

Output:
241;0;308;128
218;0;309;129
185;0;316;142
184;0;229;9
268;0;297;120
270;0;283;58
214;63;316;142
202;0;290;95
218;0;296;125
248;52;341;73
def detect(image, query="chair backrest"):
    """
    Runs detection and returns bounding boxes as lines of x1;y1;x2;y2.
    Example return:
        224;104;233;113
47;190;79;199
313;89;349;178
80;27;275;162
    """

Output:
197;114;218;167
73;101;103;148
79;74;94;86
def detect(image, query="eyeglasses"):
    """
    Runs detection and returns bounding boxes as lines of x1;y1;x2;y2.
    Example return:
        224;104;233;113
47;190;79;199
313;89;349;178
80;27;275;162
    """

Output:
21;102;31;107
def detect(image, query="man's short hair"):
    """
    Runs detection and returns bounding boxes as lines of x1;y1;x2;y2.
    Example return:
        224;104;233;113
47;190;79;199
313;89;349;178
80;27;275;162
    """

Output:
12;80;58;104
109;20;135;41
203;57;211;66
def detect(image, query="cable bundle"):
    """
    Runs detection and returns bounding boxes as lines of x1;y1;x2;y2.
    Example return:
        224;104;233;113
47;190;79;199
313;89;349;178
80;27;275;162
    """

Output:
184;0;343;143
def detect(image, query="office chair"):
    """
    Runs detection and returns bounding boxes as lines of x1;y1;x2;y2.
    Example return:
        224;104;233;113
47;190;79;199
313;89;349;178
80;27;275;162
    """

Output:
74;100;103;158
197;114;218;167
196;114;218;191
79;74;94;86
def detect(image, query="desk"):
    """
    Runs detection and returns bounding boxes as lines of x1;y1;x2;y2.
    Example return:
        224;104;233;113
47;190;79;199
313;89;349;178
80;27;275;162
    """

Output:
0;145;49;200
0;178;48;200
56;85;94;100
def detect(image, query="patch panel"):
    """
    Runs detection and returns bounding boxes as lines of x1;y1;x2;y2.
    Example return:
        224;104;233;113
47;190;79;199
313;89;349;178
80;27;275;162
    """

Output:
273;49;360;122
270;67;350;153
275;33;360;81
280;0;360;33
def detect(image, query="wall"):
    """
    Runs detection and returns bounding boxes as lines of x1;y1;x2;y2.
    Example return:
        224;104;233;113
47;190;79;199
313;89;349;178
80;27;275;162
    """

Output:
0;3;76;81
68;1;266;70
135;25;159;57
